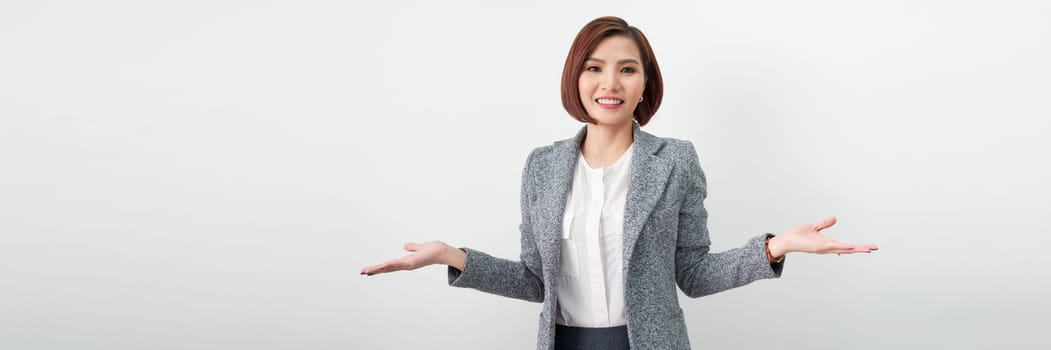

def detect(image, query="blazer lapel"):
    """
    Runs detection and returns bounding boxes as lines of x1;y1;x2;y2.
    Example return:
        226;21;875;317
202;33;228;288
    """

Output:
623;124;673;272
535;126;586;276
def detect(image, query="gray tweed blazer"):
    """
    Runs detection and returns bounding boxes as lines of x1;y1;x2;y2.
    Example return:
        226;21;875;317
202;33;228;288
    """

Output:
448;123;784;350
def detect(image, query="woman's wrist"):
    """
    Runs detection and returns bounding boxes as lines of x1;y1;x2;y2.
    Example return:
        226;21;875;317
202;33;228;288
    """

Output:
442;244;467;271
766;235;787;262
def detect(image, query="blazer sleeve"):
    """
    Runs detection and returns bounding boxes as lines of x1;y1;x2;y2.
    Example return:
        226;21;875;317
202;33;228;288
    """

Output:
445;149;545;303
675;141;784;298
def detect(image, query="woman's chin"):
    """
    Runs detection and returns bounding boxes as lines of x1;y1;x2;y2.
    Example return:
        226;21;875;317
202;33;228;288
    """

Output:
587;116;634;127
584;110;631;125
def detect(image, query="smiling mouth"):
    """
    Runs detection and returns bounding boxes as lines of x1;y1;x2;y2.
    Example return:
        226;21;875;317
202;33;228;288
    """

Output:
596;98;624;106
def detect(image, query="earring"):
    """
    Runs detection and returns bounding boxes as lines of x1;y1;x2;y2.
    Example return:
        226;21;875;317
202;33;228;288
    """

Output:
638;96;644;103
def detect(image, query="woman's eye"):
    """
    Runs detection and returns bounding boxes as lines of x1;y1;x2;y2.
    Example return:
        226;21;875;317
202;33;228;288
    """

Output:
586;66;601;72
621;67;636;73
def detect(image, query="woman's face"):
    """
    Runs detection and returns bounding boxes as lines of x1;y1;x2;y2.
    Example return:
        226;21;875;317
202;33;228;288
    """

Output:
578;35;646;127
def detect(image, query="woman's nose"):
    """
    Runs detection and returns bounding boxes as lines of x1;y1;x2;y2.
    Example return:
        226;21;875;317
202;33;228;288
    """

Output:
599;72;620;91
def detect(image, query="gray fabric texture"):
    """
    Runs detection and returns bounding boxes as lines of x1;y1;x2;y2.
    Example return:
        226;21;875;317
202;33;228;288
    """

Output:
447;123;784;350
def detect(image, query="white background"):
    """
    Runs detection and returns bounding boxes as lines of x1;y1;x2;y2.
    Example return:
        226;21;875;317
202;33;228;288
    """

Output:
2;0;1049;349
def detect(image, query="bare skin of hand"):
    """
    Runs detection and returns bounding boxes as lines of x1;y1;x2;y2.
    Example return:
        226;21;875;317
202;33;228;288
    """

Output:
360;241;465;276
767;216;878;258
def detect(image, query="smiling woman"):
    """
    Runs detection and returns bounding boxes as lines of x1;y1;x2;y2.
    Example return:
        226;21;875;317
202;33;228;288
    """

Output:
561;17;662;128
360;16;877;350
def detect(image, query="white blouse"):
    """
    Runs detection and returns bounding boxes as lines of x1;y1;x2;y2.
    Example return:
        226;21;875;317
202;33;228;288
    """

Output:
555;142;634;327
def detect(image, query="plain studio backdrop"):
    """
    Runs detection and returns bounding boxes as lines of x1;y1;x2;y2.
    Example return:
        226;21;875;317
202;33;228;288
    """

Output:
1;0;1049;349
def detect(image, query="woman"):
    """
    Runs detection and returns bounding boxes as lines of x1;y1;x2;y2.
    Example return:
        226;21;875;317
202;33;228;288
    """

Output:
361;16;878;350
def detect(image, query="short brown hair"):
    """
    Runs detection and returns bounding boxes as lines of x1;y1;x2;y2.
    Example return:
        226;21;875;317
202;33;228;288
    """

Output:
561;16;663;126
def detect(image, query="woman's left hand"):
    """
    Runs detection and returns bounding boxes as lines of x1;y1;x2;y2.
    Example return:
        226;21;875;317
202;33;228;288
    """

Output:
767;216;878;258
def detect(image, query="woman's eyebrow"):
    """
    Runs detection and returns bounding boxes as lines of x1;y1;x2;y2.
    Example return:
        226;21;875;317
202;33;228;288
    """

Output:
585;57;641;65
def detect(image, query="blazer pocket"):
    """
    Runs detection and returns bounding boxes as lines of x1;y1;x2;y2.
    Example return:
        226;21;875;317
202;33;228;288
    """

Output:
560;212;580;277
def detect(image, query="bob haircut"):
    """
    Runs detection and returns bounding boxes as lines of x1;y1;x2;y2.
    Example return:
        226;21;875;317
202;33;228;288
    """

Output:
561;16;663;126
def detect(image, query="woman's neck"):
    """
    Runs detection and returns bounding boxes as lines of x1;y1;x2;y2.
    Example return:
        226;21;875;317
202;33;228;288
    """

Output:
580;121;634;169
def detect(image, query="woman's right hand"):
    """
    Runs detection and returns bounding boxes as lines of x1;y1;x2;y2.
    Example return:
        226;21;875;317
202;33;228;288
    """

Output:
360;241;466;276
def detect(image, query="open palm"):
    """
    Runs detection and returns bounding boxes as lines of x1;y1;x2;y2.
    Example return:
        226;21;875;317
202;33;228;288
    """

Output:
774;217;878;256
360;241;450;276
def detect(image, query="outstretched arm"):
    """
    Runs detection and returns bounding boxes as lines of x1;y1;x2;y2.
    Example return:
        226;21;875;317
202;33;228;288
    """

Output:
674;142;877;298
359;150;546;303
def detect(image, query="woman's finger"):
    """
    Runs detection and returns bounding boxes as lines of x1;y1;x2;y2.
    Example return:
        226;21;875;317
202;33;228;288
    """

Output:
404;242;420;252
828;249;872;254
825;244;879;254
362;262;392;275
361;258;408;276
360;262;387;276
812;216;837;231
853;244;879;251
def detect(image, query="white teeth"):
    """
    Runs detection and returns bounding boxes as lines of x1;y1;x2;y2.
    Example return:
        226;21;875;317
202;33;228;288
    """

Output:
597;98;623;105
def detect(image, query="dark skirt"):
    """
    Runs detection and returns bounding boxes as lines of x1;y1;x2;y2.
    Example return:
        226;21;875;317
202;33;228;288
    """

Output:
554;324;630;350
